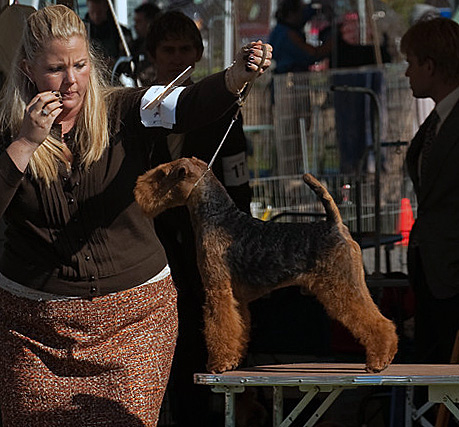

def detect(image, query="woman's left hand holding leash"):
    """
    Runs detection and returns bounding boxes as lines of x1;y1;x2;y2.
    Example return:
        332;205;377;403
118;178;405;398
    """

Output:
243;40;272;73
225;41;272;94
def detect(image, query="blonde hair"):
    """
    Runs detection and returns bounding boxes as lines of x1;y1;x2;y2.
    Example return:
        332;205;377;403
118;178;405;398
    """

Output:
0;5;111;185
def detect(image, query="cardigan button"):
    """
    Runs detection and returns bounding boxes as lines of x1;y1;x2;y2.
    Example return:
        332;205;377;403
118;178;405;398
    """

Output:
89;286;97;294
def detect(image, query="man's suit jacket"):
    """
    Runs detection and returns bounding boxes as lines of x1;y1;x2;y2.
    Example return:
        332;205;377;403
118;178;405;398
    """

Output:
406;100;459;298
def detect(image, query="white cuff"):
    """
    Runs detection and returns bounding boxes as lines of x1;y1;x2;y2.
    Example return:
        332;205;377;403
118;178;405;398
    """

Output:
140;86;186;129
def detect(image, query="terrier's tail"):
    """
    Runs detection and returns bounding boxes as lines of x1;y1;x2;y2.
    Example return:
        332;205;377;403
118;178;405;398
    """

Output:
303;173;342;224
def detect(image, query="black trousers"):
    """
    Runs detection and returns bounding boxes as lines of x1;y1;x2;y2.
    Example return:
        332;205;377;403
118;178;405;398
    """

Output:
409;247;459;363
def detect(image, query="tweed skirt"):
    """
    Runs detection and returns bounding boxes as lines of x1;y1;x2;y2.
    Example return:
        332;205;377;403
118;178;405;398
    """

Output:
0;268;178;427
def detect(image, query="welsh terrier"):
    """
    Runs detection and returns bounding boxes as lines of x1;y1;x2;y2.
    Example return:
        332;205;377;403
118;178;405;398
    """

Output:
134;157;398;373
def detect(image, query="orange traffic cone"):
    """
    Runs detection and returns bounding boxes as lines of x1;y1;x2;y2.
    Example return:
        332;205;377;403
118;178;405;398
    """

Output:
397;198;414;246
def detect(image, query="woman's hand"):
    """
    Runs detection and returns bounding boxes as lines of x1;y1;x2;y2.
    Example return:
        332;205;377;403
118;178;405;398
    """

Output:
242;40;272;73
6;91;63;172
17;90;63;148
225;40;273;94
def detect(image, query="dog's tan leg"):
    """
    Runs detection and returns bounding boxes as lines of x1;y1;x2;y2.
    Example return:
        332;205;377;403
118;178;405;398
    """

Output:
203;280;248;373
321;288;398;373
311;243;398;372
237;300;252;354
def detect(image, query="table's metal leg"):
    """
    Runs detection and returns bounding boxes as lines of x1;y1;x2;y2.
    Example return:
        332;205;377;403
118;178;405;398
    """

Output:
442;395;459;421
405;384;459;427
405;387;414;427
273;386;284;427
303;387;344;427
278;386;320;427
413;402;435;426
405;386;414;427
406;386;435;427
212;385;245;427
224;388;236;427
429;384;459;422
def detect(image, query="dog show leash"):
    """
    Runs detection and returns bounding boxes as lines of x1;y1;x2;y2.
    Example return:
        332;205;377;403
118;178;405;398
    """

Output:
192;44;269;189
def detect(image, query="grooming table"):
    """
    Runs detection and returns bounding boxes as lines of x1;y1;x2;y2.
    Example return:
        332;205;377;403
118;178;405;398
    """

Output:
194;363;459;426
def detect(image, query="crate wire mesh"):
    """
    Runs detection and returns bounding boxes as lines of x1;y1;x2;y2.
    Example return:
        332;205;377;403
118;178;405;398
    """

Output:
250;173;415;234
244;63;419;237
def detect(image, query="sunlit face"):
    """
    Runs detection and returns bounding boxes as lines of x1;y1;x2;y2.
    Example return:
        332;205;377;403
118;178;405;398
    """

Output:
154;38;202;84
25;36;91;116
405;52;433;99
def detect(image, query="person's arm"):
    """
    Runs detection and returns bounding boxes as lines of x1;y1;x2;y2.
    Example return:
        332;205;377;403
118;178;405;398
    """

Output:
0;149;25;219
177;41;272;131
173;71;237;133
6;137;40;173
0;90;63;218
140;41;272;133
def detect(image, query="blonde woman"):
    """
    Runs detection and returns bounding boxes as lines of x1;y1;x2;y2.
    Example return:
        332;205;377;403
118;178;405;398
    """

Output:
0;5;271;426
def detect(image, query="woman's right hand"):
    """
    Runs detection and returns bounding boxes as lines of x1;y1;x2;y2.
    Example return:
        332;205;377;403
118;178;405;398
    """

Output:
6;91;63;172
17;90;63;148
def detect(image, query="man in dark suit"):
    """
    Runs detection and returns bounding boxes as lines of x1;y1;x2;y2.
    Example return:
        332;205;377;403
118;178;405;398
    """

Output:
402;17;459;363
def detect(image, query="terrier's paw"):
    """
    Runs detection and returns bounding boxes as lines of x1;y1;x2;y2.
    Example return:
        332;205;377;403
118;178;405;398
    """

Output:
207;357;241;373
365;339;398;373
365;361;389;373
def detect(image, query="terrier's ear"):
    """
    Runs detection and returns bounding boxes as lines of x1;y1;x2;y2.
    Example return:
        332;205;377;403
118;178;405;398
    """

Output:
177;166;187;179
170;165;188;181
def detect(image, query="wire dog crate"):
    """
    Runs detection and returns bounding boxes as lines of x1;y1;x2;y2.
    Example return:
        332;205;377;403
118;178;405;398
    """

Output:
245;64;420;233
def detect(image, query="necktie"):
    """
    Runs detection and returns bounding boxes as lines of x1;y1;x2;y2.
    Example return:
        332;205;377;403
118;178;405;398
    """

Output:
420;110;440;186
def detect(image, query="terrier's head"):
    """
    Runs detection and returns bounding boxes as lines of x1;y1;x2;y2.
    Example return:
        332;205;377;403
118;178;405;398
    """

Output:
134;157;208;218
